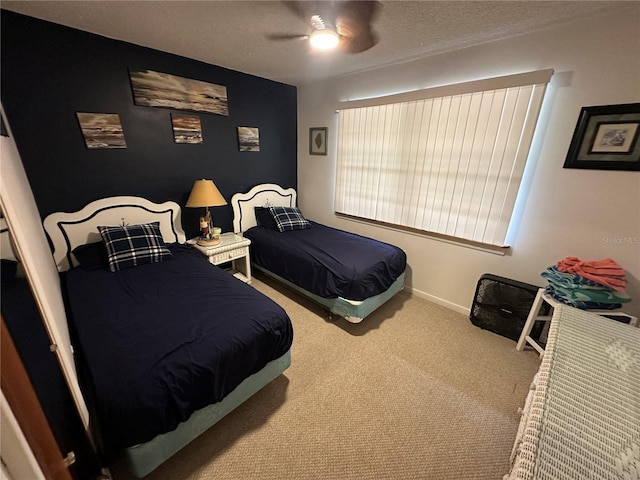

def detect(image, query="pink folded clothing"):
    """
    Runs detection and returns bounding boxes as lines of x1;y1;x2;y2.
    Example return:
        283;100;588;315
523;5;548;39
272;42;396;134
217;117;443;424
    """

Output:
556;257;627;291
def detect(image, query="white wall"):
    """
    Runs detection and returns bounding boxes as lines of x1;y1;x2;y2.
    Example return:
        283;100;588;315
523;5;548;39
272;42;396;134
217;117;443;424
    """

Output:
297;5;640;318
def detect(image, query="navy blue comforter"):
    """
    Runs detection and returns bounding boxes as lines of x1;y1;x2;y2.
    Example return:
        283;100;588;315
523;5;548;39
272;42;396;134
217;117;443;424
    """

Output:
64;244;293;451
244;222;406;301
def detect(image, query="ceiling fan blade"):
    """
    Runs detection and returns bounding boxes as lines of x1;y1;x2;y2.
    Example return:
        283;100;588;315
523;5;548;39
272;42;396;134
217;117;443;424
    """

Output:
266;33;309;41
269;1;319;44
338;31;378;54
338;0;381;22
336;1;381;53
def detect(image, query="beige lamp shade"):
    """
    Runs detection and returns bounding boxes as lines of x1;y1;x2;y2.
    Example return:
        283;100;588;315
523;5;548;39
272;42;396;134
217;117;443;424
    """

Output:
185;179;227;208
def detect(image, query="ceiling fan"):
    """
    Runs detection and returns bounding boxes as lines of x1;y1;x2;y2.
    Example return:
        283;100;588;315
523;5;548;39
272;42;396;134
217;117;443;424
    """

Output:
267;1;381;54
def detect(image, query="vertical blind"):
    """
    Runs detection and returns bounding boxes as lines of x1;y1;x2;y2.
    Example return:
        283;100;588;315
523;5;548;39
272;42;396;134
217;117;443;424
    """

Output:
335;69;553;247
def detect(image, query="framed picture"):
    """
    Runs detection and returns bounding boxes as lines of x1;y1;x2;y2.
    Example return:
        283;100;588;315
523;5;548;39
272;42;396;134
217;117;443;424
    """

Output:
129;69;229;116
171;113;203;144
309;127;327;155
563;103;640;171
237;126;260;152
76;112;127;149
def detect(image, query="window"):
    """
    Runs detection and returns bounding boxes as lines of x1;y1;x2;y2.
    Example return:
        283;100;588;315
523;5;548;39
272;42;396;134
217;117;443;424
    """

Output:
335;69;553;248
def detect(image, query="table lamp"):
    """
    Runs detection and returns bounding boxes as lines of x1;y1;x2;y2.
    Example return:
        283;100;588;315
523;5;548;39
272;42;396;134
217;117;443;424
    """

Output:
186;179;227;246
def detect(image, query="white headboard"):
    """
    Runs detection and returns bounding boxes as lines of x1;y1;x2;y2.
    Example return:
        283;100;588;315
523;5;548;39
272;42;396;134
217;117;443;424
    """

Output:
43;196;186;272
231;183;296;233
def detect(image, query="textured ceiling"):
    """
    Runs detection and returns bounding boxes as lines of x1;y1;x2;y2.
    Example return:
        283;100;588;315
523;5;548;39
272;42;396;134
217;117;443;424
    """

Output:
1;1;630;85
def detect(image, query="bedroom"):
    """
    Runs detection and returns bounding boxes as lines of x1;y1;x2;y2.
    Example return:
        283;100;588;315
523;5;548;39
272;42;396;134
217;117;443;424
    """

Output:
1;1;639;479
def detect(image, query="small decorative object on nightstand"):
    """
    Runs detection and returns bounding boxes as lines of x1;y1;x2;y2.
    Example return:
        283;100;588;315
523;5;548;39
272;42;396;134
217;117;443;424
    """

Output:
185;178;227;246
191;232;252;283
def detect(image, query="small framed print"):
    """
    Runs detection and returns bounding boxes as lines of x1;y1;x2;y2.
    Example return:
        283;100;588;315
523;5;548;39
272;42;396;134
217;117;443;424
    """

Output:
237;126;260;152
589;122;638;154
171;113;203;144
309;127;327;155
564;103;640;171
76;112;127;149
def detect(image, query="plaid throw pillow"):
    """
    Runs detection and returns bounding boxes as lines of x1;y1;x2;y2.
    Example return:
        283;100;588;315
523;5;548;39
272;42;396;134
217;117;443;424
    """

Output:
98;222;172;272
269;206;311;232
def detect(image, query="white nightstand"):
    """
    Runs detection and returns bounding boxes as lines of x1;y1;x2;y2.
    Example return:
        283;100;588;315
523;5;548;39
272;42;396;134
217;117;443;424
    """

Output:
191;232;252;283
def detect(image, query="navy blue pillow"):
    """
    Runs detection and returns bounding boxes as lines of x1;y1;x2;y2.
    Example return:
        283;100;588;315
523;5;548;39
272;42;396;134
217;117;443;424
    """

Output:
98;222;172;272
72;241;109;270
255;206;277;229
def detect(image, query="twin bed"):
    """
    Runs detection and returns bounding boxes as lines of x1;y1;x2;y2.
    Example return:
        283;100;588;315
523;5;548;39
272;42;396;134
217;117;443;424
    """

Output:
43;184;405;477
44;196;293;478
231;184;406;323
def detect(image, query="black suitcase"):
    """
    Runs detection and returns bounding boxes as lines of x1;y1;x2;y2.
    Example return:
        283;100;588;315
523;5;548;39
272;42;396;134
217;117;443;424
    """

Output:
470;273;548;342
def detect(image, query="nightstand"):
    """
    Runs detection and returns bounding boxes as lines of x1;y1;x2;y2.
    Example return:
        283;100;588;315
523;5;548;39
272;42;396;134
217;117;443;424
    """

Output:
191;232;252;283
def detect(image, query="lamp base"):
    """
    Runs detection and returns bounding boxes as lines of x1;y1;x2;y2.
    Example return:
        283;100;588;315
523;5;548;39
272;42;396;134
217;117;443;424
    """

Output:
197;238;221;247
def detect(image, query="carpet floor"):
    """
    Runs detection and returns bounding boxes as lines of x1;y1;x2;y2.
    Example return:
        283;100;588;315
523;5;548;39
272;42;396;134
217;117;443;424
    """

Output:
111;273;540;479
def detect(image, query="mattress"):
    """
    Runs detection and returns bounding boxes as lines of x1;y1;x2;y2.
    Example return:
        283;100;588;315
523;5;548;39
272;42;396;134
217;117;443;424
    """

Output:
244;221;406;301
63;244;293;453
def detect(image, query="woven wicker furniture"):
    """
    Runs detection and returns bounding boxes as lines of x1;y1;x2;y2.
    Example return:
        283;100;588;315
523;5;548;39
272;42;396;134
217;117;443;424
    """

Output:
506;305;640;479
191;232;252;283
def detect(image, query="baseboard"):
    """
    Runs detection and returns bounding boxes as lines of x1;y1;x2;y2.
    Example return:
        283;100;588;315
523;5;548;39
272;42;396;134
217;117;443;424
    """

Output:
405;286;470;316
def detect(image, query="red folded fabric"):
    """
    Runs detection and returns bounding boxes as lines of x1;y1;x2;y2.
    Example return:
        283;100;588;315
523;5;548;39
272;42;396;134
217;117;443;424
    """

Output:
556;257;627;291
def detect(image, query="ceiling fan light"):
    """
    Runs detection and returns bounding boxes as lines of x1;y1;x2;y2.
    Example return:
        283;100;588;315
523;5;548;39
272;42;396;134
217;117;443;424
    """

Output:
309;29;339;50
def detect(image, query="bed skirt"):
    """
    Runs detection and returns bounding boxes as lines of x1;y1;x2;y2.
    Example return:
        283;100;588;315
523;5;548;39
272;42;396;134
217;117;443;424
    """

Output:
254;265;405;323
124;349;291;478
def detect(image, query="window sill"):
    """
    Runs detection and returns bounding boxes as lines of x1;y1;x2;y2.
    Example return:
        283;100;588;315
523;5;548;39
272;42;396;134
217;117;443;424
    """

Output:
334;213;511;256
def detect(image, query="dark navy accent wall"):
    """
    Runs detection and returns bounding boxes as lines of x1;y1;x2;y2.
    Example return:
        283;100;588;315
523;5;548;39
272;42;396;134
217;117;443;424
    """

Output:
1;10;297;238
